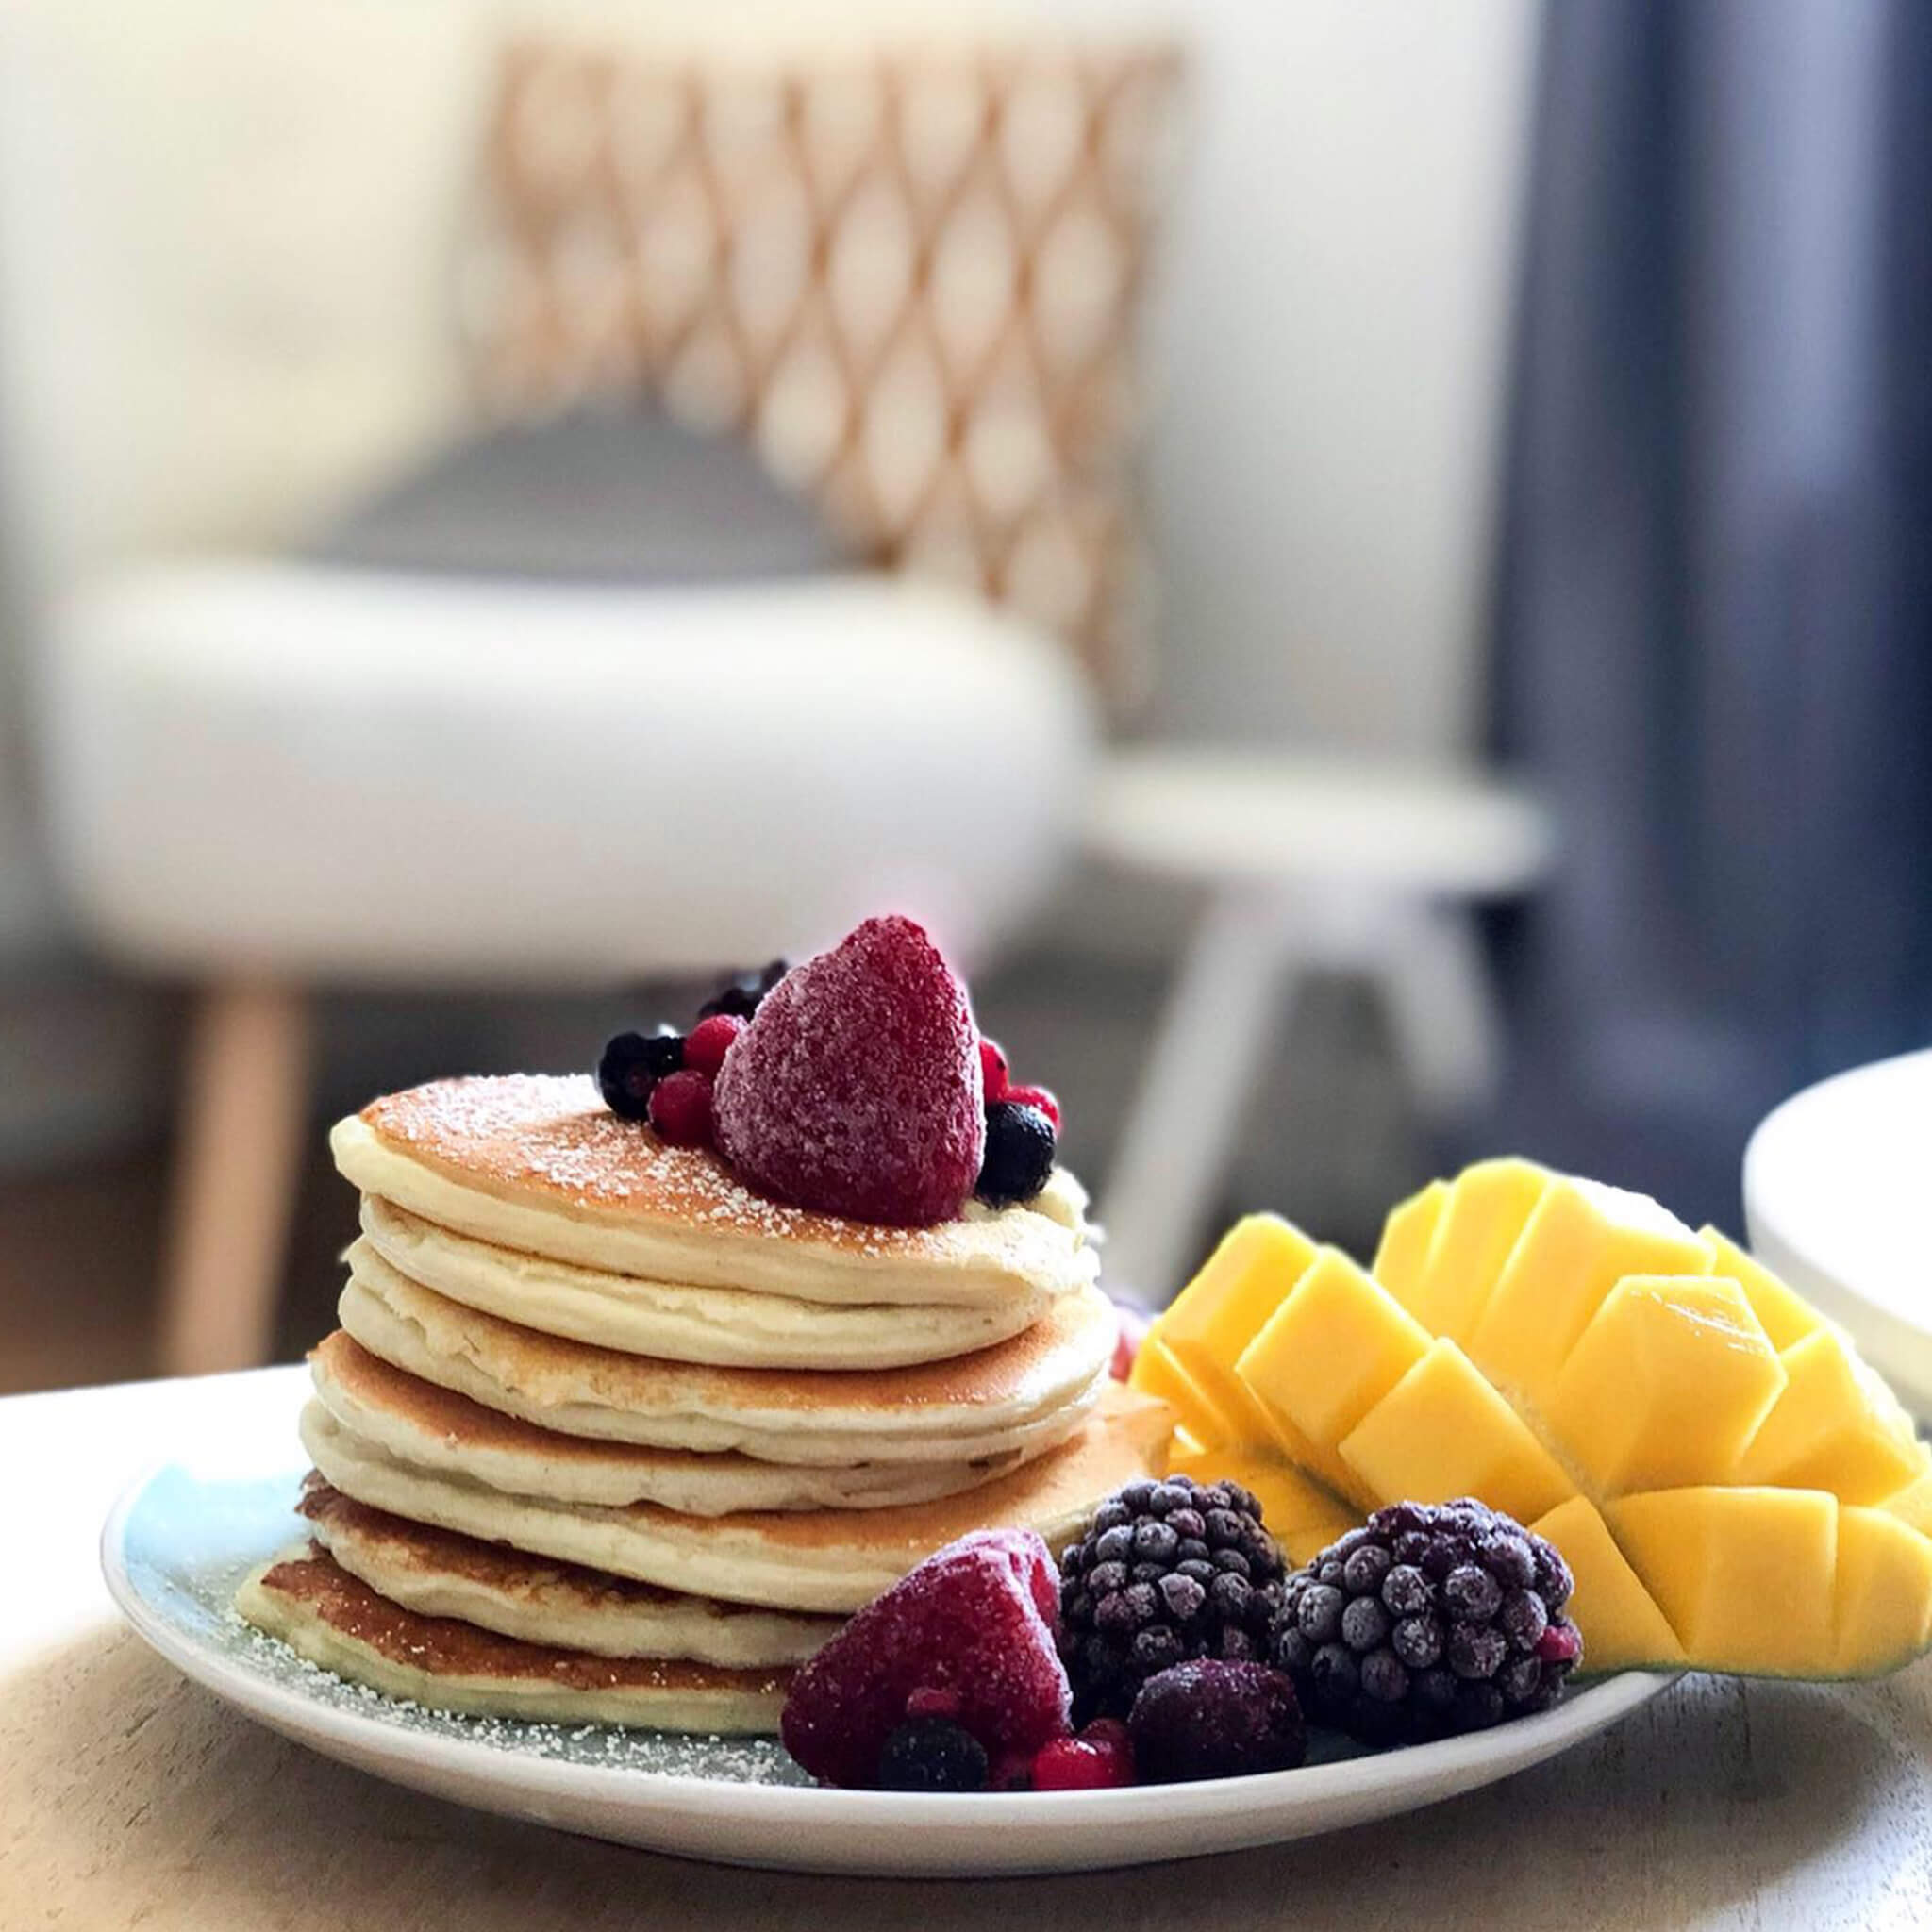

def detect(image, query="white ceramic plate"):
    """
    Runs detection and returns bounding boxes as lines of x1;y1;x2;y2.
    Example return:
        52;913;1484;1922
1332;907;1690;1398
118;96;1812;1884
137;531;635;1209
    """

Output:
102;1459;1675;1877
1745;1048;1932;1417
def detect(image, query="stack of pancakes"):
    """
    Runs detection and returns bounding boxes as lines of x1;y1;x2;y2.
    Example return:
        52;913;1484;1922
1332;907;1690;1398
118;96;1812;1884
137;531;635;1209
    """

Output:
240;1074;1167;1732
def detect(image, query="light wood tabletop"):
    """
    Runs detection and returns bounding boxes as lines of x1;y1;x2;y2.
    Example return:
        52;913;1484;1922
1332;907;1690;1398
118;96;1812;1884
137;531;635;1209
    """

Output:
6;1368;1932;1931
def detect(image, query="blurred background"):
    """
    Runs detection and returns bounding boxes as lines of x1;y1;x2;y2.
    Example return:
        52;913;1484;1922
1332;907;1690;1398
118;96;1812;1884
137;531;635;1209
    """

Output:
0;0;1925;1395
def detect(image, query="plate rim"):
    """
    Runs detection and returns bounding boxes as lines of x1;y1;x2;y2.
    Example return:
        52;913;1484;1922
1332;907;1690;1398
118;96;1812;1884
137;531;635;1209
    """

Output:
99;1459;1680;1862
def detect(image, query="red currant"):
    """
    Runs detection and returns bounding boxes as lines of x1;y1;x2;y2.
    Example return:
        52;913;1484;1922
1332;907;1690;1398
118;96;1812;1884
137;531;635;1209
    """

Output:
683;1012;746;1077
1030;1722;1136;1790
1003;1083;1060;1131
648;1069;715;1147
978;1037;1010;1102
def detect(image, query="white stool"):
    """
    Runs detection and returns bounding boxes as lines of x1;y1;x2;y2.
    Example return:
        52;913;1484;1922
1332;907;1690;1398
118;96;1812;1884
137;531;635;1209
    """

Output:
1088;750;1554;1299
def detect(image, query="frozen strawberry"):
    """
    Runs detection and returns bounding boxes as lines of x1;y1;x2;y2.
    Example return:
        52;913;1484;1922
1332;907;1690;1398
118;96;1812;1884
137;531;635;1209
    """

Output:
780;1530;1073;1790
712;915;985;1226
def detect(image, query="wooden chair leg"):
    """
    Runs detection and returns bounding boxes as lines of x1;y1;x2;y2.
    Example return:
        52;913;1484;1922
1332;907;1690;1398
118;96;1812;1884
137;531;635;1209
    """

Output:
158;981;312;1376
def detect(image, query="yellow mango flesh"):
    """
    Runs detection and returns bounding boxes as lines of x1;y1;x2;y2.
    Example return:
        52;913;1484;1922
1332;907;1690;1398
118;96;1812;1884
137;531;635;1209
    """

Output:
1530;1497;1686;1673
1547;1275;1787;1496
1156;1214;1318;1450
1393;1158;1551;1342
1884;1471;1932;1538
1834;1507;1932;1674
1137;1172;1932;1684
1608;1488;1839;1676
1736;1327;1927;1504
1701;1225;1824;1352
1236;1246;1432;1452
1339;1340;1576;1525
1470;1178;1714;1412
1127;1340;1227;1454
1371;1179;1450;1304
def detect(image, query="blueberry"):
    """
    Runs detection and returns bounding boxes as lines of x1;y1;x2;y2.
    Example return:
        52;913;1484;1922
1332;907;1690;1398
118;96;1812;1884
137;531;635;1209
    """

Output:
875;1718;989;1792
596;1029;684;1119
974;1102;1057;1207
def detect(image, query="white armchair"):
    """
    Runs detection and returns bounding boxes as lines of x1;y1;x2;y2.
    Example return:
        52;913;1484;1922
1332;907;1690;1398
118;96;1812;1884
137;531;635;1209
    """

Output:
0;6;1096;1373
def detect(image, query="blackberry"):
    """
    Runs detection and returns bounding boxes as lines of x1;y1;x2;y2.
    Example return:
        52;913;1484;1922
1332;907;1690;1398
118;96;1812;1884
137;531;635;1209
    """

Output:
1272;1498;1582;1749
698;958;790;1022
975;1101;1058;1208
596;1028;685;1119
874;1716;989;1792
1059;1475;1288;1720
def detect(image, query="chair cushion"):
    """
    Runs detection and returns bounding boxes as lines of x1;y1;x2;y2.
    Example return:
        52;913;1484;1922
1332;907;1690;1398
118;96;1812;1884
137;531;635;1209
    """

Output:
44;563;1094;981
309;403;857;586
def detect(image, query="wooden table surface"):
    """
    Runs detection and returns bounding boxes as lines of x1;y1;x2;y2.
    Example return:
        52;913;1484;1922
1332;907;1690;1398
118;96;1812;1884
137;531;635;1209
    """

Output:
6;1370;1932;1930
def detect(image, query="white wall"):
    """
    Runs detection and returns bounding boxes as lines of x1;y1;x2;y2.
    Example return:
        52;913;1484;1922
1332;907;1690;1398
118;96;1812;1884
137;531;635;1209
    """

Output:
1129;0;1540;758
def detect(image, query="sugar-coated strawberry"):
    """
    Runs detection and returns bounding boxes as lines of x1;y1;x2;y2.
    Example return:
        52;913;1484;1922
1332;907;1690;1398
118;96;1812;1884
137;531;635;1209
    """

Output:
779;1530;1072;1790
712;915;985;1226
1109;1302;1149;1381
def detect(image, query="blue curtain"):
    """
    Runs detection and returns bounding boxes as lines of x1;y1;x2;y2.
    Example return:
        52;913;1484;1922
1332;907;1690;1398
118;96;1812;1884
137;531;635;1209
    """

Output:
1483;0;1932;1224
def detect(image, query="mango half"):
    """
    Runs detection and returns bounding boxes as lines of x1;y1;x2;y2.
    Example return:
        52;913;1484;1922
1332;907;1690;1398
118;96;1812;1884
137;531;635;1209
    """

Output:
1135;1163;1932;1683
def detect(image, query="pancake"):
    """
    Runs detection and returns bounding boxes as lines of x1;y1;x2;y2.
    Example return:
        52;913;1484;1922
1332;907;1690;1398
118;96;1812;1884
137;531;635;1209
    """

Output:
237;1546;788;1732
297;1477;838;1665
302;1383;1172;1614
338;1245;1116;1465
309;1337;1040;1515
330;1075;1097;1310
358;1193;1044;1368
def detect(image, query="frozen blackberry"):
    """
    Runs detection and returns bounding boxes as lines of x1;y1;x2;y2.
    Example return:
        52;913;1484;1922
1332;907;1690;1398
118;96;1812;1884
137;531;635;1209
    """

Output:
1059;1475;1287;1720
698;958;790;1022
1272;1498;1582;1748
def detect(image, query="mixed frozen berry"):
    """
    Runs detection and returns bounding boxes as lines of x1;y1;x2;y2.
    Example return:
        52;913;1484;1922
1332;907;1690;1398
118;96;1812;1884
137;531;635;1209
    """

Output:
972;1037;1059;1208
779;1484;1580;1793
595;964;786;1148
596;918;1065;1224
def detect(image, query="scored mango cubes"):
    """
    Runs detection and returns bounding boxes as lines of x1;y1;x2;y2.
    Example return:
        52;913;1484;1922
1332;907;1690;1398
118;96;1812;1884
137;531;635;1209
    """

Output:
1608;1487;1840;1676
1369;1178;1450;1305
1529;1497;1686;1673
1388;1158;1550;1343
1468;1178;1714;1412
1236;1247;1431;1455
1338;1339;1575;1525
1736;1326;1927;1504
1547;1275;1787;1496
1155;1214;1317;1450
1135;1162;1932;1683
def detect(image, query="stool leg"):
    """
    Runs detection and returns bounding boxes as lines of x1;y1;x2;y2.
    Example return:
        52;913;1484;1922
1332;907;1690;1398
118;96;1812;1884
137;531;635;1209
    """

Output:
157;981;312;1376
1377;902;1503;1116
1098;887;1298;1305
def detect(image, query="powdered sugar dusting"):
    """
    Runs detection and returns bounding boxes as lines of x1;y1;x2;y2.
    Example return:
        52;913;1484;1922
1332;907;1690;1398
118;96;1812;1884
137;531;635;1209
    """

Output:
360;1074;1084;1282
